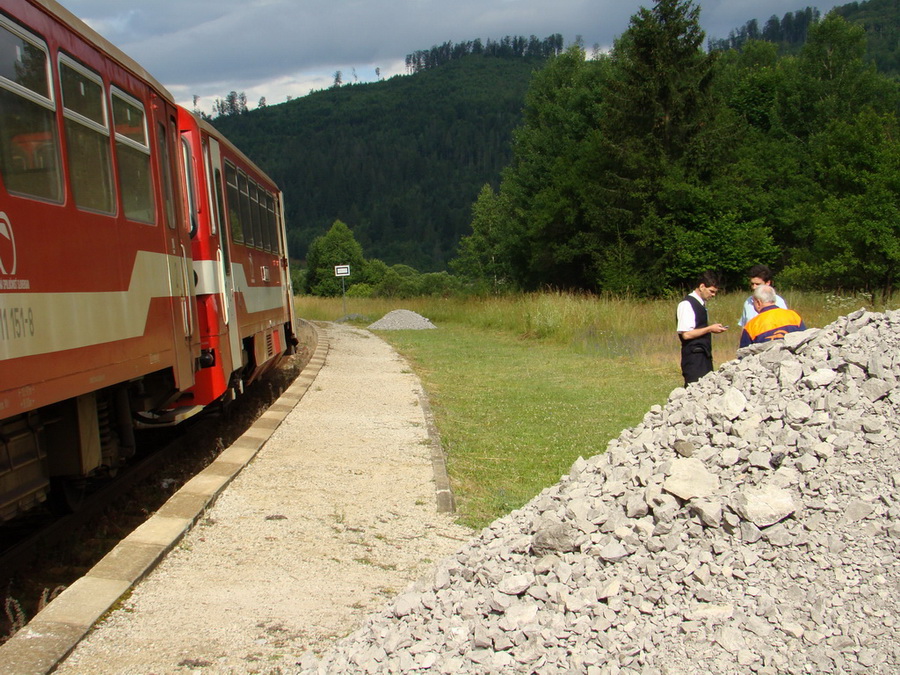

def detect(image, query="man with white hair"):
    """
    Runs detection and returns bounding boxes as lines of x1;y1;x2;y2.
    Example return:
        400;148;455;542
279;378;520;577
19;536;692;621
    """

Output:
739;284;806;348
738;264;787;327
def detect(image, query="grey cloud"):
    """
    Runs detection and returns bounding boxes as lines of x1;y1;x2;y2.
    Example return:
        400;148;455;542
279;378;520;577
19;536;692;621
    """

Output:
62;0;845;102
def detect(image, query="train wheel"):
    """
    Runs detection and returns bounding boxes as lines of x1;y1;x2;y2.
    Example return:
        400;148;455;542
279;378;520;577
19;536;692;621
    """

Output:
49;477;88;514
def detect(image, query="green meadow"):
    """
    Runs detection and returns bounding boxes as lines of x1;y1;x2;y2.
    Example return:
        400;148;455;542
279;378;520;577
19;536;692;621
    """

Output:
296;291;892;529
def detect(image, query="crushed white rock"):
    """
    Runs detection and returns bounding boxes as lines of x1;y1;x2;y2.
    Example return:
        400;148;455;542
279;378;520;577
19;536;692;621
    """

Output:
301;308;900;674
368;310;436;330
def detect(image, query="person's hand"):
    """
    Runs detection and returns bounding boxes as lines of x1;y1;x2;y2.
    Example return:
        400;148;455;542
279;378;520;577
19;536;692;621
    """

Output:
710;323;728;333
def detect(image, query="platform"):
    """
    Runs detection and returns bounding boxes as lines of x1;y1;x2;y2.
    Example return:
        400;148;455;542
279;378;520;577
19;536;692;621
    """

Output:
0;321;468;674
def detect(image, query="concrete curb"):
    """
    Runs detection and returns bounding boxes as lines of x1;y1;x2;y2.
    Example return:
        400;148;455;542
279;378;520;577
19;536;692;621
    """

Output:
0;321;329;675
417;389;456;514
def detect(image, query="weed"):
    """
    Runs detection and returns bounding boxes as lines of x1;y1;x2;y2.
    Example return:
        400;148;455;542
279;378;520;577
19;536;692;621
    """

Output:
179;658;213;668
3;597;25;639
38;586;65;612
354;556;398;571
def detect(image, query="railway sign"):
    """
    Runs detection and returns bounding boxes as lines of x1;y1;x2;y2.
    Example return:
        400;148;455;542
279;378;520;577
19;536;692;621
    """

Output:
334;265;350;277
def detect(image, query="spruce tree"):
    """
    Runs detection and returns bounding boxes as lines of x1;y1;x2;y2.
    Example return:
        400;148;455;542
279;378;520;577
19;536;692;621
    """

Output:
594;0;731;291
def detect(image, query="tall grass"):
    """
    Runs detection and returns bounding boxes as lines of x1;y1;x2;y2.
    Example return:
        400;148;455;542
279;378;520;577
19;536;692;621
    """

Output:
296;291;900;346
296;288;895;364
297;289;896;528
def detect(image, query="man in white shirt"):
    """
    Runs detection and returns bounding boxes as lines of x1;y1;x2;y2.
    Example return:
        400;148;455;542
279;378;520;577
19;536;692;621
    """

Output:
738;264;787;327
676;271;728;386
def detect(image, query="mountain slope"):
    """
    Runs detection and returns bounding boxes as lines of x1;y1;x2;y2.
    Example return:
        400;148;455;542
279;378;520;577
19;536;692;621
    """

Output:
212;56;541;271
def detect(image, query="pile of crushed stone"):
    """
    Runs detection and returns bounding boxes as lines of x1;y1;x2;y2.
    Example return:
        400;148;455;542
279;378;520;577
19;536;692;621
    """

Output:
368;310;436;331
300;308;899;674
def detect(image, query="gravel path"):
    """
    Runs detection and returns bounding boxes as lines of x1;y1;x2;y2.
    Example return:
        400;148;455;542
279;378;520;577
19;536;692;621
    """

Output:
54;322;472;674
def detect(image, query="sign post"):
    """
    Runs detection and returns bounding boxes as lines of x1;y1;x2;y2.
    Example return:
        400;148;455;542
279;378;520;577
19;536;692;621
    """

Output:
334;265;350;316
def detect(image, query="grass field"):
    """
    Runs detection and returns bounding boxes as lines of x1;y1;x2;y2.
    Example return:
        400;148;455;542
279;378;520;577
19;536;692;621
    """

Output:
295;290;895;529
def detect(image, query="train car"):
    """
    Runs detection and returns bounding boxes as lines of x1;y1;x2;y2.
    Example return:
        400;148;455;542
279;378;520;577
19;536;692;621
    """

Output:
174;109;296;412
0;0;295;521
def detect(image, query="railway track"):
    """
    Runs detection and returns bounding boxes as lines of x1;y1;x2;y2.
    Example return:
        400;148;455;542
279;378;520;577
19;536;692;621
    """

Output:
1;422;205;574
1;352;308;644
0;418;220;640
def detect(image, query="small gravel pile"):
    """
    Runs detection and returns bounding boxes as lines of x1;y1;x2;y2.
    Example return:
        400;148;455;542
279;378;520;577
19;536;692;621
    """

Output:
301;308;900;674
368;310;437;330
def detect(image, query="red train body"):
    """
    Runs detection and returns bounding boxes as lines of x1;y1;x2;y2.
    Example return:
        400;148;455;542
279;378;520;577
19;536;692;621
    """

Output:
0;0;296;521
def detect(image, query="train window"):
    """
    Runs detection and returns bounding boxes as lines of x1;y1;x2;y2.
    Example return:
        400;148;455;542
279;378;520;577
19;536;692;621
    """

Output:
266;193;278;254
260;189;272;252
249;180;262;249
180;137;198;238
224;162;243;243
238;170;253;247
0;17;62;201
111;89;154;223
255;187;266;252
59;56;114;214
260;190;271;252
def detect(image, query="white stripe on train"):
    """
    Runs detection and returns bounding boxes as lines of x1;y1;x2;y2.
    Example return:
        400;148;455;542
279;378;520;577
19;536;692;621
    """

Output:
0;252;285;361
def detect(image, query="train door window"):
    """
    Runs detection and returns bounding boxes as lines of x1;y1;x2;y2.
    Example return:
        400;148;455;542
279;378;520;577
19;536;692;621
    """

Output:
111;89;154;223
202;141;217;236
249;180;262;249
272;193;287;256
156;122;176;229
0;16;62;201
238;170;253;247
59;55;114;214
224;161;242;243
167;119;186;232
180;137;198;238
213;166;231;271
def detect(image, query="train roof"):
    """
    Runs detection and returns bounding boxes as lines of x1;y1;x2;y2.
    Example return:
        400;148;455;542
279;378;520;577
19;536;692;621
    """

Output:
30;0;176;105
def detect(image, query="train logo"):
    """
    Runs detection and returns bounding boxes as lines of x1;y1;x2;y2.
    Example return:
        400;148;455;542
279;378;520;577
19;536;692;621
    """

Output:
0;212;15;276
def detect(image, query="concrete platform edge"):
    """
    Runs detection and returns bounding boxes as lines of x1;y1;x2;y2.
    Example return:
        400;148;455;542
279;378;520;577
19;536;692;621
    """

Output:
414;376;456;514
0;320;328;675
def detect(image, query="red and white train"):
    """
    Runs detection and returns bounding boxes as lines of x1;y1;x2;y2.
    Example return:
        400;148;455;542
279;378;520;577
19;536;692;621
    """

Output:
0;0;297;521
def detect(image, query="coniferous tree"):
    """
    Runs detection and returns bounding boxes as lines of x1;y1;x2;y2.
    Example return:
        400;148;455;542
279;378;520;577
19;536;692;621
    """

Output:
595;0;731;291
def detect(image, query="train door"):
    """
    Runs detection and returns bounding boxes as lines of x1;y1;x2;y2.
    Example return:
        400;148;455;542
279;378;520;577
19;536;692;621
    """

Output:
205;137;242;376
274;192;296;330
154;105;196;391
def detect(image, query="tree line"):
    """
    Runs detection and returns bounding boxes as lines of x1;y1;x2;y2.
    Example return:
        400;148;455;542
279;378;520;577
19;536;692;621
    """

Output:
453;0;900;299
405;34;565;73
709;0;900;76
708;7;820;52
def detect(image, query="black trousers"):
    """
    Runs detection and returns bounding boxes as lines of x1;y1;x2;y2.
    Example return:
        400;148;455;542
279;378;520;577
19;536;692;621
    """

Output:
681;346;712;386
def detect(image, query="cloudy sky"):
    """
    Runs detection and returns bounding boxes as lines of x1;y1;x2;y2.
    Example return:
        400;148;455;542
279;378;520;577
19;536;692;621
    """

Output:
59;0;845;114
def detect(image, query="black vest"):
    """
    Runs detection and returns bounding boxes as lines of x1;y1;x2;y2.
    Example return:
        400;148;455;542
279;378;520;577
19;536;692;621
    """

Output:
679;295;711;355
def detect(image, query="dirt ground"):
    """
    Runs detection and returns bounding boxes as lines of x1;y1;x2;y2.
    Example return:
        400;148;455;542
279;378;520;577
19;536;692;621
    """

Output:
54;323;472;674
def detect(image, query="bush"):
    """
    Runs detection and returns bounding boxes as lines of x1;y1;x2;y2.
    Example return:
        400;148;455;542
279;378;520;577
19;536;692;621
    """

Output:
347;283;375;298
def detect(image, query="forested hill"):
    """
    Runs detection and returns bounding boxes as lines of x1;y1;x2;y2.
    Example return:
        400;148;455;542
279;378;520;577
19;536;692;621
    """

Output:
211;55;541;271
213;0;898;274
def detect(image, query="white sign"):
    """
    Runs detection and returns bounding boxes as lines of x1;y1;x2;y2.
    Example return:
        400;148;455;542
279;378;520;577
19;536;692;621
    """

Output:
334;265;350;277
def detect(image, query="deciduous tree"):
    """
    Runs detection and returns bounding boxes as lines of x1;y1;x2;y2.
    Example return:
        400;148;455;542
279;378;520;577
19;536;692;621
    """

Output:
304;220;366;296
